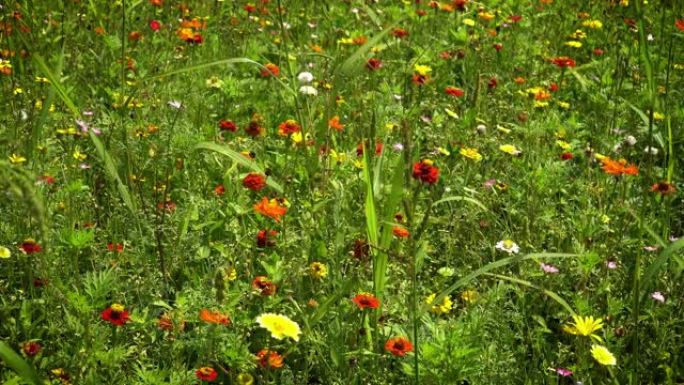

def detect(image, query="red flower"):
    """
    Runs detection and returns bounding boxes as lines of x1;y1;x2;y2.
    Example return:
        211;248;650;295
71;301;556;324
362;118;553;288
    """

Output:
101;304;131;326
257;229;278;247
252;276;277;296
445;87;465;97
560;152;574;161
509;15;522;23
328;116;344;131
352;293;380;310
219;120;237;132
254;197;288;222
412;160;440;184
149;20;161;31
244;4;257;13
353;240;370;260
245;119;265;137
243;173;267;191
411;73;429;86
356;142;383;157
199;309;231;326
20;240;41;254
385;337;414;356
487;77;497;89
593;48;604;56
392;226;410;238
277;119;301;136
366;57;383;71
196;367;218;382
551;56;576;68
128;31;142;42
675;19;684;32
493;43;503;52
651;181;676;195
392;28;409;38
22;341;42;357
214;184;225;196
440;50;453;60
107;242;123;253
260;63;280;77
453;0;467;11
549;82;559;92
38;175;56;184
257;349;284;369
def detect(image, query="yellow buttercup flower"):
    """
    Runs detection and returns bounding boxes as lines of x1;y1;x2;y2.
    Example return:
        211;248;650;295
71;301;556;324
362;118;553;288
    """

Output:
459;147;482;162
565;41;582;48
414;64;432;76
309;262;328;279
591;345;617;366
556;140;571;150
499;144;521;155
425;293;453;315
563;315;603;341
9;154;27;164
582;20;603;29
256;313;301;342
0;246;11;259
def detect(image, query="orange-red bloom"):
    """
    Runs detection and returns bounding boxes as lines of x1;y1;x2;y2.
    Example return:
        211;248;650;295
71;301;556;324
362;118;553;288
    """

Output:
252;276;277;296
551;56;576;68
385;337;414;357
199;309;231;326
256;349;284;369
328;116;344;131
367;57;383;71
261;63;280;77
254;197;288;222
412;73;429;86
277;119;301;136
257;229;278;247
651;181;676;195
196;367;218;382
101;304;131;326
392;226;410;238
20;240;42;254
243;173;267;191
675;19;684;32
412;160;440;184
600;157;639;176
445;87;465;97
352;293;380;310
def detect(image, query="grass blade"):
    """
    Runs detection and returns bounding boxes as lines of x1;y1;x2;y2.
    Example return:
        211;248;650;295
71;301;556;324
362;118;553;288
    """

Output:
0;341;44;384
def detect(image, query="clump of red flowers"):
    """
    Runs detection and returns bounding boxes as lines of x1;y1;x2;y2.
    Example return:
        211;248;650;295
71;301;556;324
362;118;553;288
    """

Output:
257;229;278;247
101;303;131;326
385;337;414;357
195;367;218;382
352;293;380;310
412;160;440;184
675;19;684;32
560;152;574;161
107;242;123;253
392;27;409;38
243;173;267;191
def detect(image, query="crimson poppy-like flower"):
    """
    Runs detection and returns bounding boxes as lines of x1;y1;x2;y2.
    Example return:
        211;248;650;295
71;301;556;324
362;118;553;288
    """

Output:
252;276;277;296
277;119;301;136
101;303;131;326
219;119;237;132
107;242;123;253
385;337;414;356
493;43;503;52
20;240;41;254
256;349;284;369
257;229;278;247
411;73;429;86
551;56;576;68
149;20;161;31
392;226;410;238
243;173;267;191
366;57;383;71
196;367;218;382
560;152;574;161
22;341;42;357
651;181;676;195
412;160;440;184
352;293;380;310
445;87;464;97
260;63;280;77
488;77;497;89
392;28;409;38
214;184;225;196
675;19;684;32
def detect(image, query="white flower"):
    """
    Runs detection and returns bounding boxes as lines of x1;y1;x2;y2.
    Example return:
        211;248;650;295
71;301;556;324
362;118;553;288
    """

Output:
299;85;318;96
168;100;182;109
644;146;658;155
651;291;665;303
297;71;314;84
624;135;637;146
476;124;487;134
495;239;520;254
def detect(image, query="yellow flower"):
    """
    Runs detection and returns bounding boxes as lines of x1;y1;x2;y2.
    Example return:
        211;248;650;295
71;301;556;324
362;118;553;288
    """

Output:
256;313;301;342
653;112;665;121
463;18;476;27
591;345;617;366
425;293;453;315
459;147;482;162
557;101;570;109
499;144;521;155
461;290;478;303
309;262;328;279
291;131;303;144
478;11;495;21
329;149;348;164
570;29;587;39
582;20;603;29
0;246;11;259
9;154;27;164
111;303;125;312
436;147;450;156
533;101;549;109
237;373;254;385
563;315;604;341
13;88;23;95
564;41;582;48
556;140;571;150
414;64;432;76
73;149;87;161
225;266;237;281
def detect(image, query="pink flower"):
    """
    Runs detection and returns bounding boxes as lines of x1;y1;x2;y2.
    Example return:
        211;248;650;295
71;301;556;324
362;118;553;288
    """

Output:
540;263;559;274
643;245;658;252
150;20;161;31
606;260;618;270
651;291;665;303
555;368;573;377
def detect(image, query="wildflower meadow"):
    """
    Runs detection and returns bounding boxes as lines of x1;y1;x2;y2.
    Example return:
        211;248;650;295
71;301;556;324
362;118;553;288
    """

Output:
2;0;684;384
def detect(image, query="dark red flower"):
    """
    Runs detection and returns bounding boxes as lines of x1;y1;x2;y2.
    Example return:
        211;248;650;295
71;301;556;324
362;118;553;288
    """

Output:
38;175;56;185
509;15;522;23
551;56;576;68
33;277;47;288
195;367;218;382
366;57;383;71
257;229;278;247
593;48;604;56
385;337;414;356
549;82;559;92
245;119;265;137
243;173;267;191
101;304;131;326
20;240;41;254
107;242;123;253
128;31;142;42
452;0;467;11
560;152;574;161
149;20;161;31
493;43;503;52
252;276;277;296
651;181;676;195
22;341;42;357
219;120;237;132
352;293;380;309
411;73;429;86
214;184;225;196
675;19;684;32
445;87;464;97
353;240;370;260
412;160;440;184
392;28;409;38
488;77;497;89
356;142;383;157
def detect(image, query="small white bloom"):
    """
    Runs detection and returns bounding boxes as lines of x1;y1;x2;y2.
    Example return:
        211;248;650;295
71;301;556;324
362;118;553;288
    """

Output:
624;135;637;146
476;124;487;134
644;146;658;155
651;291;665;303
351;7;359;14
297;71;314;84
495;239;520;254
392;143;404;152
647;34;654;41
168;100;182;109
299;85;318;96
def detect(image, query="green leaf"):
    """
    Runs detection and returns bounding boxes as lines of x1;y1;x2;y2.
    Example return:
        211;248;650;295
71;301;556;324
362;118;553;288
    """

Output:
486;273;576;315
0;342;44;384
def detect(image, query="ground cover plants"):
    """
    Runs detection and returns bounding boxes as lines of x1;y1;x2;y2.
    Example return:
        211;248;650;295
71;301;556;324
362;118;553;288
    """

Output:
1;0;684;384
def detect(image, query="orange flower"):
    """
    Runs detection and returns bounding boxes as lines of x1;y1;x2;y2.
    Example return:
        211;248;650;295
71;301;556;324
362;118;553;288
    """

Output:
277;119;301;136
261;63;280;77
600;157;639;176
254;197;288;222
392;226;410;238
256;349;284;369
676;19;684;32
328;116;344;131
651;181;676;195
199;309;231;326
385;337;414;357
352;293;380;309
